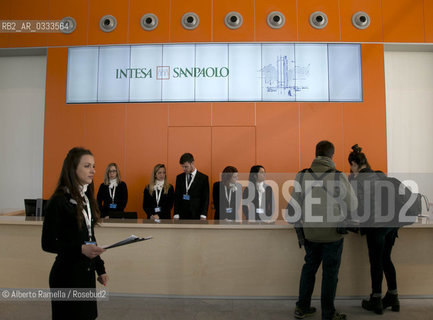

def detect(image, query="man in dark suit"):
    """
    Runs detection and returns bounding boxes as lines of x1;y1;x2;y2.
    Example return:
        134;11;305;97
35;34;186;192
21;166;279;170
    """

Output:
174;153;209;220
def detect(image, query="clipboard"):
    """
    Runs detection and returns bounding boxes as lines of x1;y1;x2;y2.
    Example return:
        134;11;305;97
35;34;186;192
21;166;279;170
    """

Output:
101;235;152;249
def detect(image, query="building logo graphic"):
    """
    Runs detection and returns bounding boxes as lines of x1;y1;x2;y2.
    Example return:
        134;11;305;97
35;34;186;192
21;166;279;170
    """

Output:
156;66;170;80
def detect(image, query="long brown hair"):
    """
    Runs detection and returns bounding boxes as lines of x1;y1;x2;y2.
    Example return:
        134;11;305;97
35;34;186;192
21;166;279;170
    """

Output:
53;147;100;226
148;164;170;195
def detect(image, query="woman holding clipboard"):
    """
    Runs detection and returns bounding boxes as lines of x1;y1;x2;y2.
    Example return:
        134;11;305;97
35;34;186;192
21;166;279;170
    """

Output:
42;147;108;319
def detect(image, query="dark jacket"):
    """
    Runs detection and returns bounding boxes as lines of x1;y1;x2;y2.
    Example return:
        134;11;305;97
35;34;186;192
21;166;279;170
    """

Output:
174;171;209;219
242;182;274;221
42;191;106;320
143;184;174;219
97;181;128;217
349;167;398;235
212;181;242;220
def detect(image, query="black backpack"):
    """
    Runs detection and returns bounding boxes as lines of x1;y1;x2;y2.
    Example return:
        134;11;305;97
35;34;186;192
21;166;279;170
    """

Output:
375;171;429;227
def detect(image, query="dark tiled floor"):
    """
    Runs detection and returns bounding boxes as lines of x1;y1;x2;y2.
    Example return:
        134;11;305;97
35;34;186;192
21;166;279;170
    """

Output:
1;296;433;319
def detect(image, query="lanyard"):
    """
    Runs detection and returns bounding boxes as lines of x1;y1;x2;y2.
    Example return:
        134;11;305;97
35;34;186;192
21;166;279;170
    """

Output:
257;185;265;208
109;185;116;203
185;173;195;194
224;186;232;205
82;194;92;241
155;187;162;206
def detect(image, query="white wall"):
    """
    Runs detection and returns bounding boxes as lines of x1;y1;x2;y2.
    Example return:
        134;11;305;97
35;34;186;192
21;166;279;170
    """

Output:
0;55;47;209
385;50;433;205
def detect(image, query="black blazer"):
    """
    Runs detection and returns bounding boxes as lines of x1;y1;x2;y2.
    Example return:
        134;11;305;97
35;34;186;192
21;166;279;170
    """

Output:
97;181;128;218
143;184;174;219
174;171;209;219
212;181;242;220
242;183;275;221
42;191;105;319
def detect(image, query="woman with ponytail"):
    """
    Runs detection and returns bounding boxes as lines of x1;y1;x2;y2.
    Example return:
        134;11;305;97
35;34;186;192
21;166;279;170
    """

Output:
42;147;108;319
349;144;400;315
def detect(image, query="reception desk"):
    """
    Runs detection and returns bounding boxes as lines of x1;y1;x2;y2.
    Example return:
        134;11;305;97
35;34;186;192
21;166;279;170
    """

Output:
0;216;432;298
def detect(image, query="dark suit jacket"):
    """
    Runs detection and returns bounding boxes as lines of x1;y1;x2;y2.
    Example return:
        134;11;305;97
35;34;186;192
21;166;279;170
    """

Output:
174;171;209;219
242;183;274;221
42;191;105;319
96;181;128;218
212;181;242;220
143;184;174;219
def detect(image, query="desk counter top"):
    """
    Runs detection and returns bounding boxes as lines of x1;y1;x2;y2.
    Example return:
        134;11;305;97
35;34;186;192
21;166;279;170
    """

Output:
1;215;433;229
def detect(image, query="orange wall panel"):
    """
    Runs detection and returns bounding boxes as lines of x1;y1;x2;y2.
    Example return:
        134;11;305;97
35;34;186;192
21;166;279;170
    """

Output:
256;103;300;173
125;104;169;217
43;48;85;198
424;0;433;43
168;103;211;126
343;44;387;173
83;104;126;189
298;0;341;42
8;0;49;48
0;1;11;48
299;103;344;170
343;102;387;173
361;44;386;105
88;0;128;45
211;126;256;182
213;0;255;42
212;102;255;126
170;0;212;42
47;0;88;47
382;0;424;43
340;0;383;42
255;0;298;42
128;0;170;44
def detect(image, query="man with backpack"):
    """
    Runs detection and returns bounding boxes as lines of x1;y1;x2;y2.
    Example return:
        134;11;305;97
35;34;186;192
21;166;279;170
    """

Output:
290;141;358;320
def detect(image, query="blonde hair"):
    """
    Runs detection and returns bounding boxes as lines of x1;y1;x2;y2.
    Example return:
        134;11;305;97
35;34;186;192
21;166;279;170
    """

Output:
104;163;121;185
148;164;170;195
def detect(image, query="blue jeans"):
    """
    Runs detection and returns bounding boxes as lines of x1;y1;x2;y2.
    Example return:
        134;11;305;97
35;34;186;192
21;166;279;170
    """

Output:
297;238;344;320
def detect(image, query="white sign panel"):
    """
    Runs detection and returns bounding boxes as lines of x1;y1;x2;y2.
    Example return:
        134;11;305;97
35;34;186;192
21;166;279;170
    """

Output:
66;43;362;103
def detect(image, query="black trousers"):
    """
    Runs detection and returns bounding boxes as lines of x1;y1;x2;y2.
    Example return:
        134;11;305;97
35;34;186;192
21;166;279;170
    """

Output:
297;238;344;320
365;228;398;294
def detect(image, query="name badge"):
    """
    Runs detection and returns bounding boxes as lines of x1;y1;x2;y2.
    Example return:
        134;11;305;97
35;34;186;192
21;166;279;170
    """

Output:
183;194;190;201
84;241;96;245
225;208;233;214
256;208;264;214
109;203;117;209
154;207;161;213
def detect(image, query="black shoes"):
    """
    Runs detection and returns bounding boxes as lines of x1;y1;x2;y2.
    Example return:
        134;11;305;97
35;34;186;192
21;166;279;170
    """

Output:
294;306;317;319
382;292;400;312
362;294;383;314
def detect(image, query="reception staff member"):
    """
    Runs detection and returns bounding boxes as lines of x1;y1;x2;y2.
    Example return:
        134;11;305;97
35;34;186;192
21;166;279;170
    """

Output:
212;166;242;220
174;153;209;220
242;165;274;221
42;147;108;320
97;163;128;218
143;164;174;220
